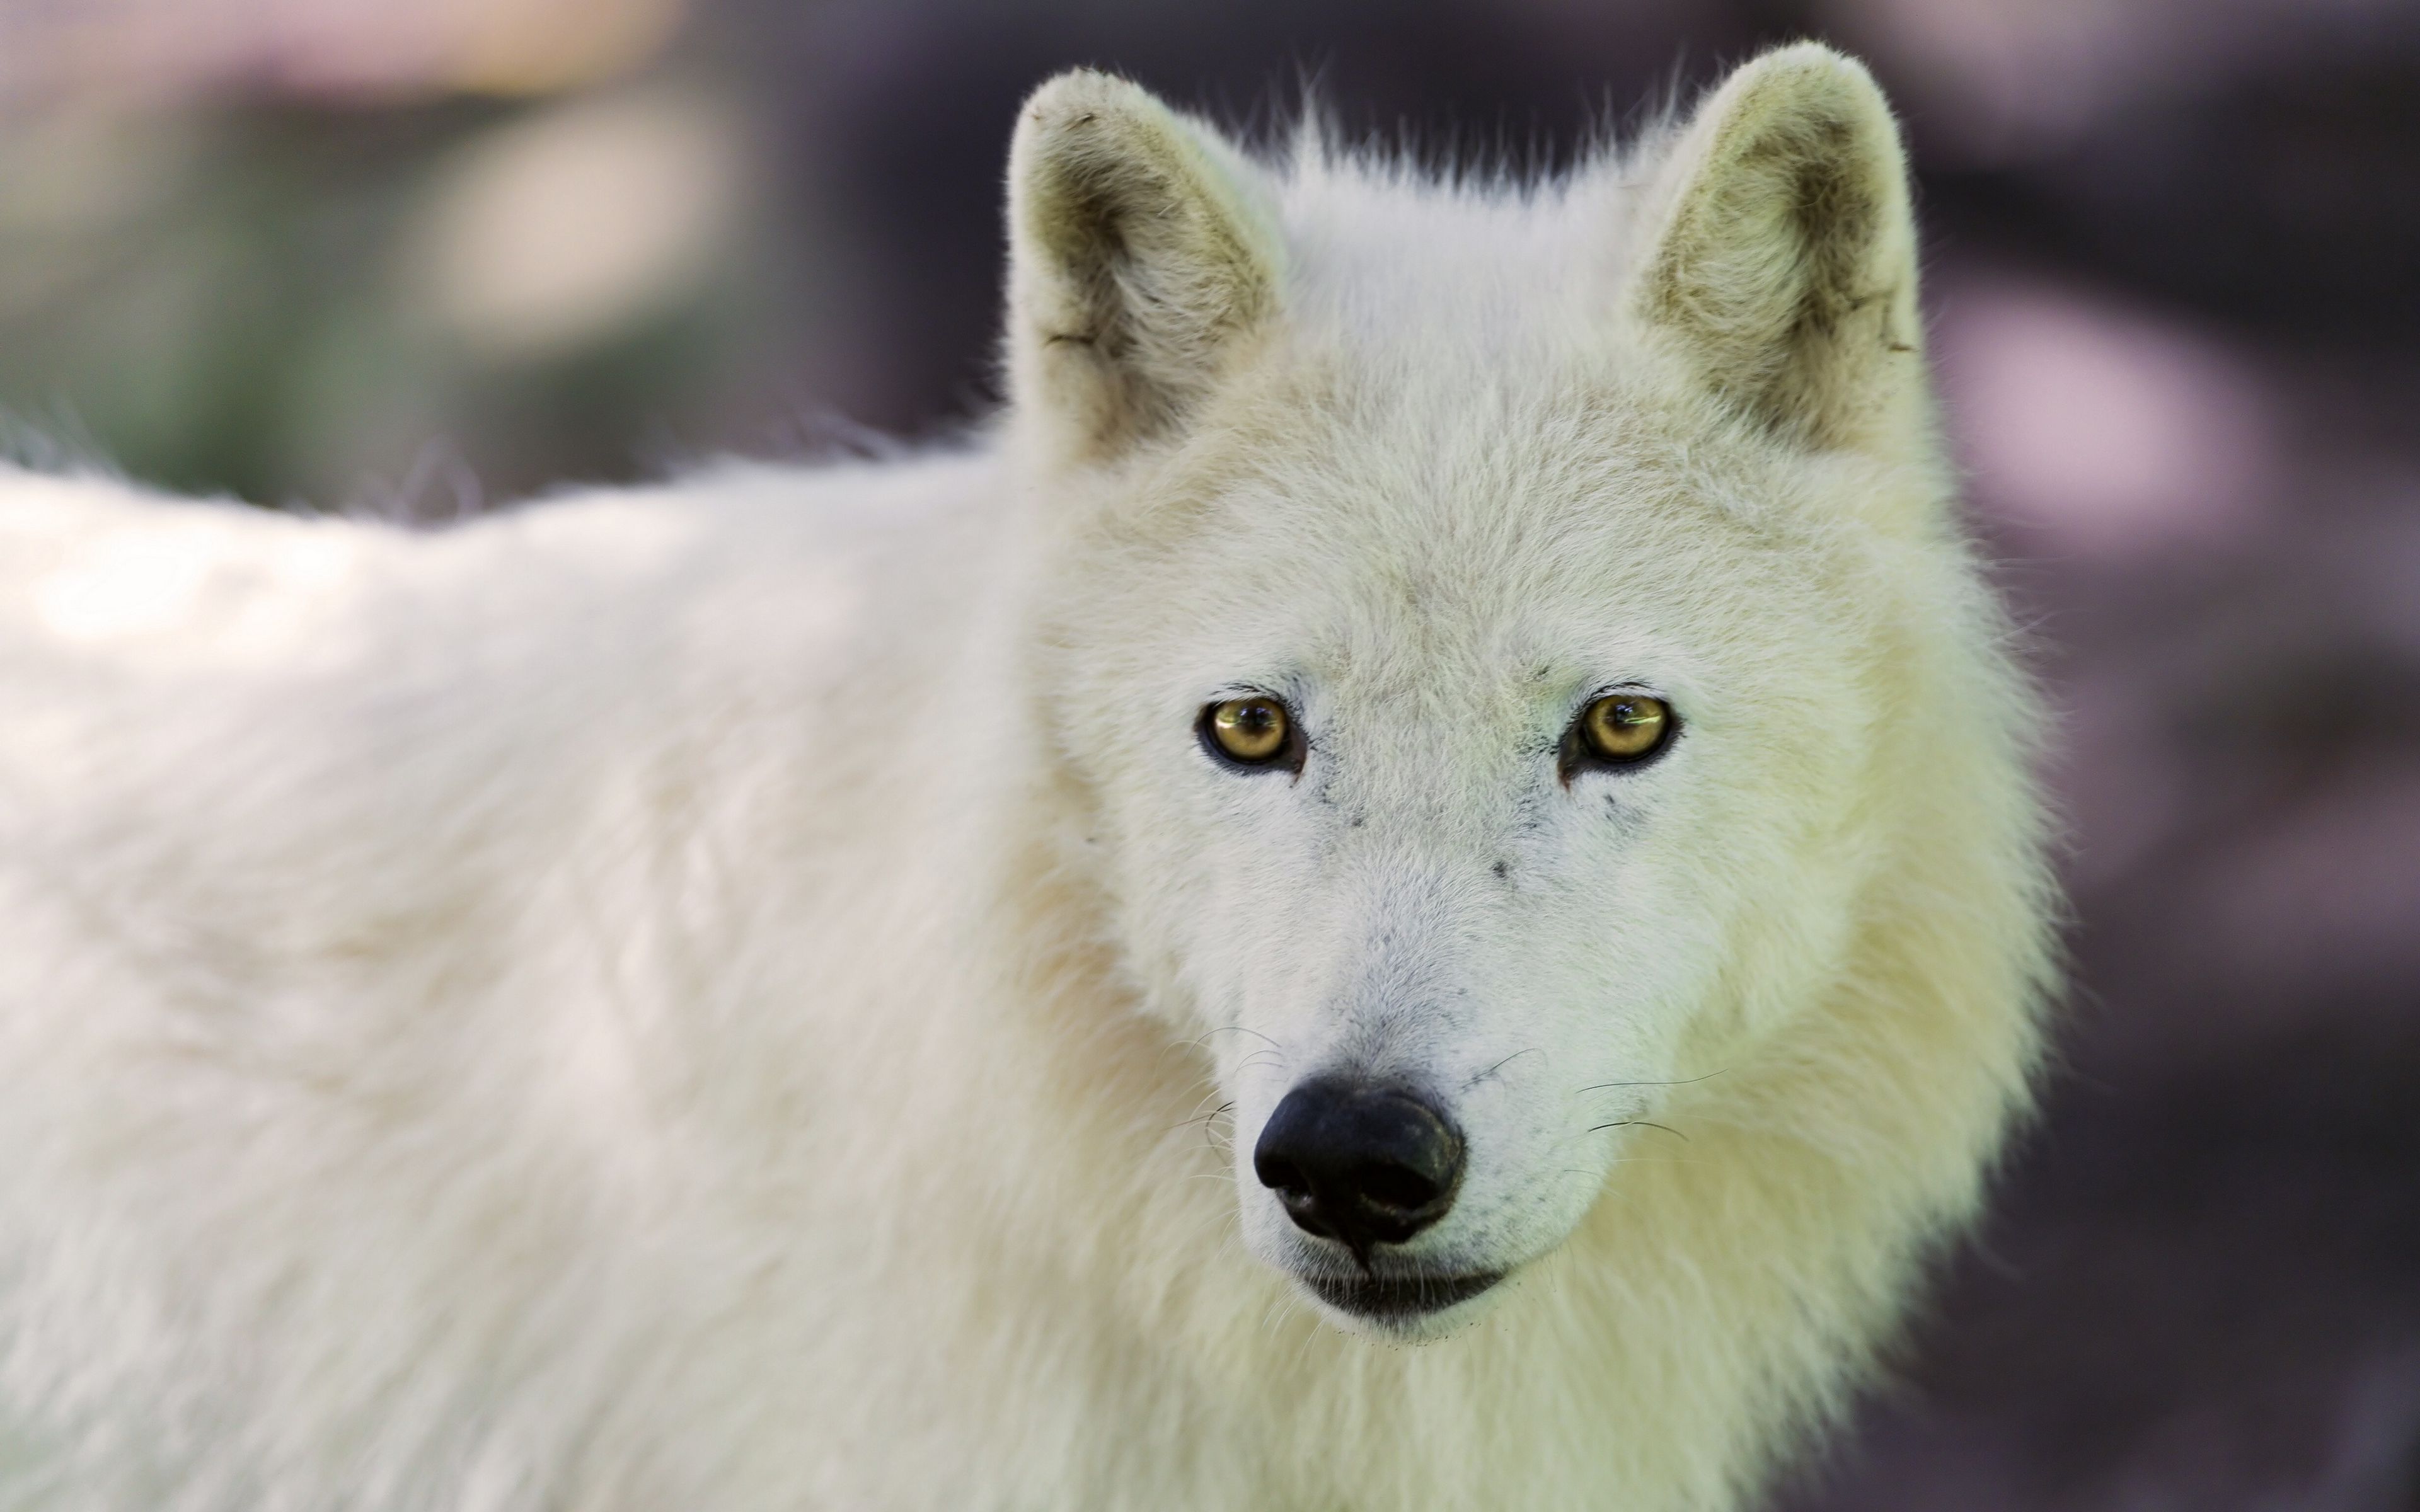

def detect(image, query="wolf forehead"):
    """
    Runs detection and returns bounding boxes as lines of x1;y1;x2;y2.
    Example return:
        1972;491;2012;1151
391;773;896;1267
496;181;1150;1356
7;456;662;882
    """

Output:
1051;371;1861;697
1044;371;1865;738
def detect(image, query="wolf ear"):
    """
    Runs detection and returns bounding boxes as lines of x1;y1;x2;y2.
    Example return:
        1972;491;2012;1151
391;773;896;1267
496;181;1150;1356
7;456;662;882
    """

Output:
1005;71;1282;464
1632;45;1923;453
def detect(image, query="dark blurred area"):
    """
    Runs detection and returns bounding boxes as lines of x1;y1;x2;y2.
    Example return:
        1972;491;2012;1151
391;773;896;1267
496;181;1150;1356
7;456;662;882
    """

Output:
4;1;2417;1505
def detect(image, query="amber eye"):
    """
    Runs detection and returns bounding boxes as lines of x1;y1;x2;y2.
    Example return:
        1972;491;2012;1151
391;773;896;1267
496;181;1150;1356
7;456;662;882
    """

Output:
1576;692;1674;765
1202;695;1296;768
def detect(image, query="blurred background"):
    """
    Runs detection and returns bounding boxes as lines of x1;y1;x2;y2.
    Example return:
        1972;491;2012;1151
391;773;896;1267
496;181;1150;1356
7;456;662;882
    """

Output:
3;0;2416;1505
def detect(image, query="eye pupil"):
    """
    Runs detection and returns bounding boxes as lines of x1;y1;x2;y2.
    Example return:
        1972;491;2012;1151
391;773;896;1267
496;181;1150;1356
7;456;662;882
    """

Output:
1206;696;1295;767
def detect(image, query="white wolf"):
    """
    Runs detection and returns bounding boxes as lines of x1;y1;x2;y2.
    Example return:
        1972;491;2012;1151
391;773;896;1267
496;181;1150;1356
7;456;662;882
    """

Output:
0;43;2054;1512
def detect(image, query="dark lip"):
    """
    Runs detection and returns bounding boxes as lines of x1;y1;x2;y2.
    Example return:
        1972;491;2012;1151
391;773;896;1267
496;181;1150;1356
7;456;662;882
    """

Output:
1302;1269;1506;1320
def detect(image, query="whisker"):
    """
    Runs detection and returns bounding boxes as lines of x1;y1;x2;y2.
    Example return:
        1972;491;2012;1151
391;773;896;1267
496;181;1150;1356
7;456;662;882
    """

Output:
1165;1086;1231;1134
1589;1120;1690;1142
1573;1068;1727;1094
1463;1046;1542;1091
1195;1024;1282;1050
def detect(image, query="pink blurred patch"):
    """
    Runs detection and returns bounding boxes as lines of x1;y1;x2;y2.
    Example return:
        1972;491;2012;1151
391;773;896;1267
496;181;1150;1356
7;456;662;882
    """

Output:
1820;0;2407;165
1933;275;2276;558
0;0;686;108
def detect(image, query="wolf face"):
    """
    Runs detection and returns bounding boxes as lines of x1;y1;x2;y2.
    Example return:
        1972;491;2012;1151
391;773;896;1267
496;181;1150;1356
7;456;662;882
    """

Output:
1008;50;1960;1337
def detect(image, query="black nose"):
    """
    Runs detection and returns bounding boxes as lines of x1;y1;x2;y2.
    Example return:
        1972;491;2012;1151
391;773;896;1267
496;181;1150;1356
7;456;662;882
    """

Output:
1252;1077;1464;1262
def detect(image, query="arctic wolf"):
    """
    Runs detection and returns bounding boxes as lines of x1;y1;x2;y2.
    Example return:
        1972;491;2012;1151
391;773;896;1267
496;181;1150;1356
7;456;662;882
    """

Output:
0;43;2053;1512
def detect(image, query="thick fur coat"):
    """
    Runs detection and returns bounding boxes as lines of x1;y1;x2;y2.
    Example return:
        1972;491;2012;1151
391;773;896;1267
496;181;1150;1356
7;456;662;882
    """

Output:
0;45;2055;1511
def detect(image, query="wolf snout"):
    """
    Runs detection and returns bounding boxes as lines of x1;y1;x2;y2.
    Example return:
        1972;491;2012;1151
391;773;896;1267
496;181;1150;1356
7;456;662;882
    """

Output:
1252;1077;1464;1260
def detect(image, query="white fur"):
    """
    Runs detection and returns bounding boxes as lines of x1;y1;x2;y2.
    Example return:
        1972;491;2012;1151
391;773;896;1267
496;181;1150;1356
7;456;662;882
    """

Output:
0;46;2054;1511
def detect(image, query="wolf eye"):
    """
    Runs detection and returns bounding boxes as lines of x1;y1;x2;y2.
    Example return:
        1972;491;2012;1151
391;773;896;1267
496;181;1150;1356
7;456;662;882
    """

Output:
1567;692;1676;772
1201;696;1297;770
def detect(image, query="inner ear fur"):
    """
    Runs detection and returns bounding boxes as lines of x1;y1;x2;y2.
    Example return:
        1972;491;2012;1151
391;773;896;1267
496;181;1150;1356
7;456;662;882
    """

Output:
1635;43;1924;454
1005;71;1282;464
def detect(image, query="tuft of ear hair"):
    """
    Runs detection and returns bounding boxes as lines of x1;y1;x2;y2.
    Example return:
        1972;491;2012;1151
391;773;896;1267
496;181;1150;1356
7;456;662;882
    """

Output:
1005;70;1282;464
1634;44;1924;454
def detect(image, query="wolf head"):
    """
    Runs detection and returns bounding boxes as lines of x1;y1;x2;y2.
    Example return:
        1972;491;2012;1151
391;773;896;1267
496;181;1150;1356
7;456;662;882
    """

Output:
1003;47;2042;1340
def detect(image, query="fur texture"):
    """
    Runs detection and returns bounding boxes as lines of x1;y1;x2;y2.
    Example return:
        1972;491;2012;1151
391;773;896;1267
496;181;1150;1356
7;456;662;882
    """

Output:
0;45;2054;1511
